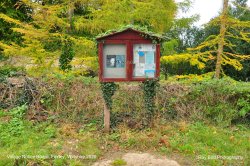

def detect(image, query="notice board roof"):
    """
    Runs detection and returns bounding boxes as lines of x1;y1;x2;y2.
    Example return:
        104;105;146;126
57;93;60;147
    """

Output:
96;26;164;42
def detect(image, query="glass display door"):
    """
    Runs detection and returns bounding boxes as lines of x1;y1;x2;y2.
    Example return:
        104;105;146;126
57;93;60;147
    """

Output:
133;44;156;78
103;44;126;78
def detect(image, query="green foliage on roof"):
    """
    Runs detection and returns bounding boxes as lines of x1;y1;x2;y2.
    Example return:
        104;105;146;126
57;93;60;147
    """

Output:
96;25;167;43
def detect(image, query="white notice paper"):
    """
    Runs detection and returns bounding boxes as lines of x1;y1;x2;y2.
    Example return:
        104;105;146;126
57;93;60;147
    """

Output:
135;63;145;76
133;51;139;64
141;45;156;52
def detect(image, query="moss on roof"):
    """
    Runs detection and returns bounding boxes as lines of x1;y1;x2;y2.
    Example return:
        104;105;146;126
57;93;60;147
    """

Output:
96;25;166;42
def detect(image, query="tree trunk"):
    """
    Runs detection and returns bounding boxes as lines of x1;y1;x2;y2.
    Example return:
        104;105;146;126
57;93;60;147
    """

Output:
67;3;74;33
215;0;229;78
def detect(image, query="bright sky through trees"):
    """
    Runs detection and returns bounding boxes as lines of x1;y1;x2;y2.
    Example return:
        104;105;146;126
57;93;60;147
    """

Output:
175;0;250;26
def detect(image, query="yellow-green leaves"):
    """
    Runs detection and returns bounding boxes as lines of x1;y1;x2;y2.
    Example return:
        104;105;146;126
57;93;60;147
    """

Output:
0;13;22;25
74;0;177;35
161;53;206;70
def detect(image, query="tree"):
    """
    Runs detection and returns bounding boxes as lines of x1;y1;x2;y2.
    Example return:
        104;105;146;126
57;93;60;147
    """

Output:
215;0;229;78
0;0;96;70
174;0;250;80
225;0;250;80
0;0;177;64
74;0;177;35
0;0;32;60
186;0;250;79
160;0;203;78
161;0;250;80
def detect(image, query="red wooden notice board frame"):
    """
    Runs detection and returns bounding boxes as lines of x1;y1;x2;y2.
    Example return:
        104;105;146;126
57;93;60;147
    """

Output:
96;28;161;82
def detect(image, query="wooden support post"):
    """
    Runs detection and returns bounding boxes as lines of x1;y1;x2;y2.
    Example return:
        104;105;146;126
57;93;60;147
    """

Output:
104;103;110;133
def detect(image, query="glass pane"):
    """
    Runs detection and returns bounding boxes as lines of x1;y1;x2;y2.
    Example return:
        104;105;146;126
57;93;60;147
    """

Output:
133;44;156;78
103;44;126;78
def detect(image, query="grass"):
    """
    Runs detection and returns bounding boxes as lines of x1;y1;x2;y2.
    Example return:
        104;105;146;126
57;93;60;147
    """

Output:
0;106;249;165
167;122;249;165
1;75;249;165
0;120;54;165
0;108;101;166
112;158;127;166
105;121;249;165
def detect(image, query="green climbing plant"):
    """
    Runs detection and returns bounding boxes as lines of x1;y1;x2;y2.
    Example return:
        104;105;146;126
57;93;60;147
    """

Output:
59;37;75;71
141;79;160;124
100;82;118;109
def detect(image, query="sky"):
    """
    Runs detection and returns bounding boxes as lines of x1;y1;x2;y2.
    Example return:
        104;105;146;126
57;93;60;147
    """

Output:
175;0;250;26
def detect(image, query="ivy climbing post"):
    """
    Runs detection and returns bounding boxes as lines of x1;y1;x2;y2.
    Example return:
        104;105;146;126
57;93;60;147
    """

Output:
100;82;118;132
141;79;159;126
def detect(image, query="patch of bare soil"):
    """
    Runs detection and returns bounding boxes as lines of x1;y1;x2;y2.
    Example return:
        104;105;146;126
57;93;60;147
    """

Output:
93;152;181;166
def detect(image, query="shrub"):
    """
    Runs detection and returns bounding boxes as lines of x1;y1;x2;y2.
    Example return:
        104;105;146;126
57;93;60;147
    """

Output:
0;65;25;81
43;36;62;52
59;37;75;71
1;73;249;127
71;57;98;76
166;78;250;126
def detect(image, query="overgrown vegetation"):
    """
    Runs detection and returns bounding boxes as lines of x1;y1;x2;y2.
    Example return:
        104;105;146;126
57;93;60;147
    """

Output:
101;82;118;110
1;75;249;126
59;37;75;72
140;79;160;125
0;73;249;165
0;0;249;165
